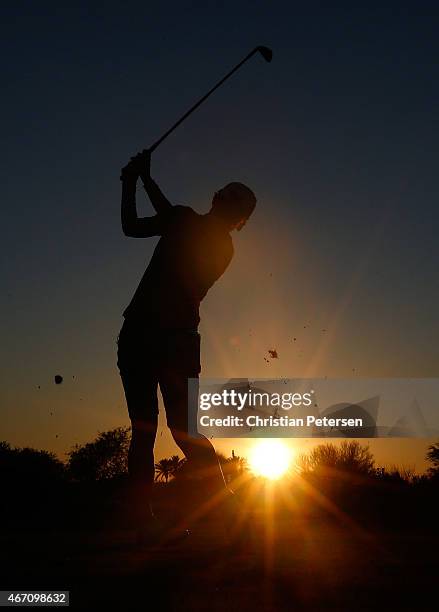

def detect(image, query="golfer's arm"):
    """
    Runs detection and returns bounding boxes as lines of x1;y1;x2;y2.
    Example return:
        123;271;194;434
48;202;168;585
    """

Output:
140;175;173;215
121;178;162;238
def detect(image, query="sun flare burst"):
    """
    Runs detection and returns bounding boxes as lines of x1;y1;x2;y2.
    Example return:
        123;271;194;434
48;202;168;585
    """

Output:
249;440;292;480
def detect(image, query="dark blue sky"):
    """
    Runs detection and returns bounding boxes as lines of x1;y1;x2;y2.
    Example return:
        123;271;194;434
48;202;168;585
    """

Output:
1;1;438;464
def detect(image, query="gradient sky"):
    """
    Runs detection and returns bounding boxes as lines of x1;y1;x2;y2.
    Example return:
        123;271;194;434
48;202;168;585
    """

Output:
1;1;438;471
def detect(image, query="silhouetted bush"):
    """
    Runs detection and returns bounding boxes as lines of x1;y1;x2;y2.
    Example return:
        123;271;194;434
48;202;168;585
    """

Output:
374;465;416;484
0;440;65;487
298;440;375;477
426;441;439;478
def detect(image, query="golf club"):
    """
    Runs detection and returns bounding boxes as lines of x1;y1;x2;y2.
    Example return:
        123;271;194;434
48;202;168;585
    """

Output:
148;45;272;153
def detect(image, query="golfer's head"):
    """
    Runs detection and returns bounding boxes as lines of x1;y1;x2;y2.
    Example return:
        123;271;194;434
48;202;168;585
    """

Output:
211;182;256;231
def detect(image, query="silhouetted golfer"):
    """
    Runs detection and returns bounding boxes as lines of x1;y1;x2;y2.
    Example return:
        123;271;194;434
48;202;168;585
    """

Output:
117;150;256;520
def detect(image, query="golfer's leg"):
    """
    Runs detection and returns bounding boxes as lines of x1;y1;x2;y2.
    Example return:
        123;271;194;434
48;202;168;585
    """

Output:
122;374;158;488
160;370;226;491
117;327;158;493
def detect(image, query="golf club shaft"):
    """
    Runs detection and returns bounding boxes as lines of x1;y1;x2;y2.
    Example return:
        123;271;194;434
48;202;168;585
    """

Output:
149;47;262;152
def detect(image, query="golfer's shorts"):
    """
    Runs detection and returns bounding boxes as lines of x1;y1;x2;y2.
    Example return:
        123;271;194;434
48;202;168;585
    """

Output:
116;317;201;379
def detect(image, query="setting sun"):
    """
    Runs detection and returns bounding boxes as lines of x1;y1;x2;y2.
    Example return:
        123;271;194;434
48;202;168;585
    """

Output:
249;440;292;480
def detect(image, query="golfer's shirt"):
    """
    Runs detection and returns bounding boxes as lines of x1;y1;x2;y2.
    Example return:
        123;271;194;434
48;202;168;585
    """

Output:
123;205;234;330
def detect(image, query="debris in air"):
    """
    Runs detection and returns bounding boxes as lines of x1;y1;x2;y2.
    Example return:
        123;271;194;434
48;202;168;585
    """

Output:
54;375;63;385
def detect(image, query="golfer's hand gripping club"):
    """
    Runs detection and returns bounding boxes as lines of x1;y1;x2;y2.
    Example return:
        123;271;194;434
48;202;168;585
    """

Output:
120;149;151;182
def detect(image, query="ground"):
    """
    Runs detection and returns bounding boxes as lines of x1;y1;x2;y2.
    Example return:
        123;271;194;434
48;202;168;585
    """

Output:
0;480;436;611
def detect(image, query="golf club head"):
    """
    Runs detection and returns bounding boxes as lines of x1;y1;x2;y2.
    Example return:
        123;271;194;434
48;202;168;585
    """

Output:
256;46;273;63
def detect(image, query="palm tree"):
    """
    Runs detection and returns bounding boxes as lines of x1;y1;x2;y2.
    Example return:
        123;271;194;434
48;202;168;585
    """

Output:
168;455;185;476
155;458;174;482
155;455;186;482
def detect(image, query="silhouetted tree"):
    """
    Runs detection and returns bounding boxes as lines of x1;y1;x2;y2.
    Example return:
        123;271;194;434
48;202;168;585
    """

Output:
216;452;229;466
298;441;375;476
337;440;375;474
225;450;248;479
426;442;439;478
212;450;248;483
0;441;65;486
0;441;12;453
154;455;188;482
168;455;185;474
0;441;13;471
67;427;130;481
154;458;174;482
375;465;416;484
